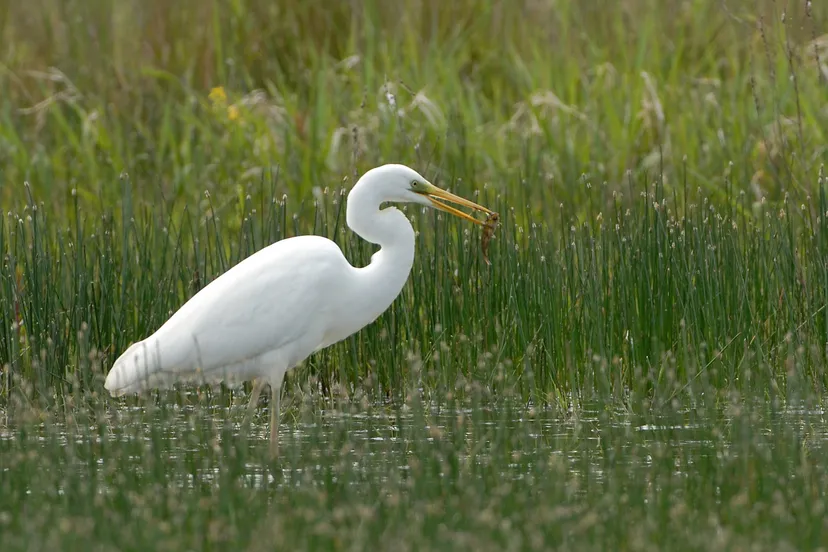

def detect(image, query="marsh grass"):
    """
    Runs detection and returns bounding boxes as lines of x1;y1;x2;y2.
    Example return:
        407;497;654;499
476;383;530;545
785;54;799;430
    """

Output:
2;2;827;405
2;161;828;409
1;0;826;211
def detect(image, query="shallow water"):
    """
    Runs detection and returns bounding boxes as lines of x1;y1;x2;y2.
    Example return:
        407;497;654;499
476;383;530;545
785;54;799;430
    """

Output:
1;397;827;551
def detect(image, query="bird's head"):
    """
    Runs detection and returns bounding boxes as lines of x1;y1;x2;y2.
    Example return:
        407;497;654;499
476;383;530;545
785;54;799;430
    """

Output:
367;164;494;226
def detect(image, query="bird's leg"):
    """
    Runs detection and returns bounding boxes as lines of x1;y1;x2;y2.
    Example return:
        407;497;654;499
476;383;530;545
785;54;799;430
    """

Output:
243;379;266;431
269;379;282;458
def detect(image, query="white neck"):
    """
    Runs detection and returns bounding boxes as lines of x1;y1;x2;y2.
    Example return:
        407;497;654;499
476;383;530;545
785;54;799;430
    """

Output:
344;175;416;324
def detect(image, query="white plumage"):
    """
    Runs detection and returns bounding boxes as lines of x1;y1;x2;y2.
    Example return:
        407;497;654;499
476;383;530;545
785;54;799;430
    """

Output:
104;164;493;455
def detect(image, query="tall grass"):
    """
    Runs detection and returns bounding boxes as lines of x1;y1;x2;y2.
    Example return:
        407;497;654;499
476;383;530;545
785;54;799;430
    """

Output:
2;162;828;405
0;0;827;404
1;0;826;210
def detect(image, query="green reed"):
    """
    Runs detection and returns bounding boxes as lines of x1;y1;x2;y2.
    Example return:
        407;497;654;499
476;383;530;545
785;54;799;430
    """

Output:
2;163;827;407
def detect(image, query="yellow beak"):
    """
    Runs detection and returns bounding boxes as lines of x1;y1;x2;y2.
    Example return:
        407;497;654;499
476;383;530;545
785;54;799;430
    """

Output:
417;182;494;225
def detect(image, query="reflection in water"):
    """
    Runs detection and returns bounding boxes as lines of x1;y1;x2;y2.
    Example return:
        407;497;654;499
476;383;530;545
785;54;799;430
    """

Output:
2;397;828;551
3;397;826;494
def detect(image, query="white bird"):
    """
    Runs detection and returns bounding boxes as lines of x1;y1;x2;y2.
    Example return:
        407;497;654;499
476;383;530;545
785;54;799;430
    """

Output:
104;164;494;455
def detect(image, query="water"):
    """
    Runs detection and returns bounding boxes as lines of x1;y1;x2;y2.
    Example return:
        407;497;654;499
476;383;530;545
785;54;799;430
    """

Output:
1;396;827;550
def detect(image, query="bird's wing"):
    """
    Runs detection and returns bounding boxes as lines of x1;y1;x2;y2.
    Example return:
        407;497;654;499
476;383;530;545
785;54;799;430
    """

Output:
110;236;350;389
166;236;348;369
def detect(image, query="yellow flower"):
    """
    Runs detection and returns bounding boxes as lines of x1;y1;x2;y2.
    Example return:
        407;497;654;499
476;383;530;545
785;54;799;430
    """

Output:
209;86;242;122
209;86;227;106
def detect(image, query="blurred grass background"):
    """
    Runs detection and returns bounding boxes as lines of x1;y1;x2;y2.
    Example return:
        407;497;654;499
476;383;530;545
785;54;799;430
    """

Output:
1;0;826;212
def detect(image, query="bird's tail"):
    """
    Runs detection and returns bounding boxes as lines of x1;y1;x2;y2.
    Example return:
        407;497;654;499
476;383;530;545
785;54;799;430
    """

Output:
104;339;165;396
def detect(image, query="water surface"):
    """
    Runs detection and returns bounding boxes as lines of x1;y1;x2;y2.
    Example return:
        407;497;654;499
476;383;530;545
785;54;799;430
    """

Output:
1;397;827;551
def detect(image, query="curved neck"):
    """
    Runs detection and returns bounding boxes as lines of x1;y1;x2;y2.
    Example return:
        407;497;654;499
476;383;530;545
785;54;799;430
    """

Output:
345;177;416;321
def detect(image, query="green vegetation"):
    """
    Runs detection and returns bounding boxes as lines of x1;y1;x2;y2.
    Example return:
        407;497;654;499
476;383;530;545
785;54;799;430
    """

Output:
5;168;828;405
2;0;827;400
1;0;826;210
1;0;828;550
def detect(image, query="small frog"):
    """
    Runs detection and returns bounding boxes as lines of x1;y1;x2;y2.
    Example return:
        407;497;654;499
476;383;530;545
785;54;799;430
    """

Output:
481;212;500;266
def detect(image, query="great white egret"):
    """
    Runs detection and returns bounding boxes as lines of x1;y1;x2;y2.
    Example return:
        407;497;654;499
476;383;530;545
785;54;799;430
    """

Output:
104;164;494;455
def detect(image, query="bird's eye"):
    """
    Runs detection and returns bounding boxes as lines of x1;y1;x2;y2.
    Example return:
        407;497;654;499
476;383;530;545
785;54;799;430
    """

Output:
410;180;420;189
